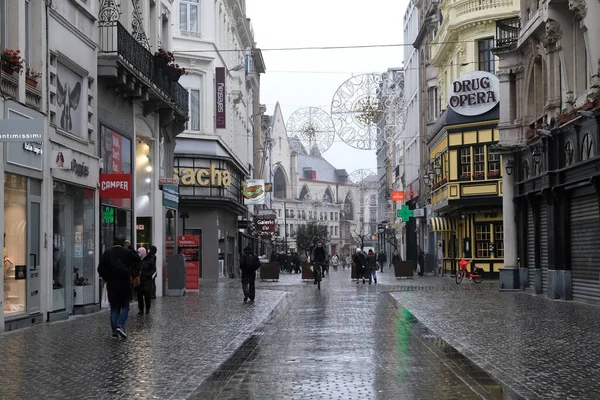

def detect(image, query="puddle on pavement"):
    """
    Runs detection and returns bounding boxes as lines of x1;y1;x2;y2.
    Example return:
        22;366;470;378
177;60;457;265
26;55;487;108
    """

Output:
395;307;524;400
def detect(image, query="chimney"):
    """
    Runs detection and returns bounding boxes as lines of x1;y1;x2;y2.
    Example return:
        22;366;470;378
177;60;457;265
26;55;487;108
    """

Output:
312;171;317;180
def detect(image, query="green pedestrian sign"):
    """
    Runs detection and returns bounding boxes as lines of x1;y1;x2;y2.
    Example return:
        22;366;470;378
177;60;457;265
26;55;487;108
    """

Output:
397;205;413;222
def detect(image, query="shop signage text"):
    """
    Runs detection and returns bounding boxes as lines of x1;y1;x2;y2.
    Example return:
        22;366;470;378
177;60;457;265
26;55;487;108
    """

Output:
178;235;200;247
174;164;231;187
162;183;179;209
448;71;499;117
23;142;43;155
391;191;404;201
71;159;89;177
99;174;132;199
0;118;44;142
215;67;226;129
255;217;275;236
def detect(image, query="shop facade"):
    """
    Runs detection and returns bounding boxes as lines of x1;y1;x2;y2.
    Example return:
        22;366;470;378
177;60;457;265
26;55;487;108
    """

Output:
2;101;46;331
427;71;504;277
174;138;248;283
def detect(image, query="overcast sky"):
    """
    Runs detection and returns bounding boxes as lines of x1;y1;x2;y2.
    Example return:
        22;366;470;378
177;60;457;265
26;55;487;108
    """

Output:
246;0;410;175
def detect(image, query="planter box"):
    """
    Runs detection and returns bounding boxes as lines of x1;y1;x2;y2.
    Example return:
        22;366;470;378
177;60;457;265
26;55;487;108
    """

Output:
154;55;169;68
164;65;181;82
394;260;414;279
301;263;313;280
26;77;38;87
2;66;15;75
259;262;280;281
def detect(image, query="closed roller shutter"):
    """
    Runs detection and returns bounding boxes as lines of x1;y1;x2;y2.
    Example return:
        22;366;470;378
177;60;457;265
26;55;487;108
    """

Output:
570;193;600;301
540;204;548;293
527;203;536;285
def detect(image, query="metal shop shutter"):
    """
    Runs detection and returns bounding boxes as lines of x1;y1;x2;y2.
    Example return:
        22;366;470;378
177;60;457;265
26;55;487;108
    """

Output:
540;203;548;293
569;193;600;300
527;203;536;285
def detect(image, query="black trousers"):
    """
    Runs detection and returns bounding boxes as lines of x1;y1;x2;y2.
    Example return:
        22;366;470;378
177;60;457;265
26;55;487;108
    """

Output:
137;288;152;311
242;275;255;300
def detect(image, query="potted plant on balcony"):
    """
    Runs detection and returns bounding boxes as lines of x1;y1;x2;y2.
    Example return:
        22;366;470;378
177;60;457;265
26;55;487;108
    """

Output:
154;48;174;69
25;66;41;88
1;49;24;75
473;171;485;180
165;63;187;82
488;170;500;179
459;172;472;180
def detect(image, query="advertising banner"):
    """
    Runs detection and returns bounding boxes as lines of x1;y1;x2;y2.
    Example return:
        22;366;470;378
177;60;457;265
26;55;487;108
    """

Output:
243;179;265;205
162;184;179;209
0;118;44;142
99;174;132;199
178;235;200;291
215;67;226;129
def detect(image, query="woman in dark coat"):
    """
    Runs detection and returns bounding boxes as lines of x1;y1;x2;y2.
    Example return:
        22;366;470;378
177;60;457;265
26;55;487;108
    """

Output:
137;246;157;314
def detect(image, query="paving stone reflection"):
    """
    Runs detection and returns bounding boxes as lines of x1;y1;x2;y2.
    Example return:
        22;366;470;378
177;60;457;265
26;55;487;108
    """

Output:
191;272;512;399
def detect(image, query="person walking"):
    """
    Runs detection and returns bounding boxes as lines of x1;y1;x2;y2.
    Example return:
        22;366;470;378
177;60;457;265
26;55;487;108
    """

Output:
136;246;157;315
418;250;425;277
391;250;400;270
310;240;328;284
365;249;377;284
377;251;387;273
240;246;261;302
352;249;365;284
97;234;141;339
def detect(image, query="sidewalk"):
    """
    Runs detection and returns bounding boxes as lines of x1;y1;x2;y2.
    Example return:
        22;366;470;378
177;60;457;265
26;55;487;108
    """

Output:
0;284;286;400
388;273;600;399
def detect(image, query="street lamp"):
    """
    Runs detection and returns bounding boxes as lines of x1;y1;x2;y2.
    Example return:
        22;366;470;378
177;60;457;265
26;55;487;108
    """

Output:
180;210;189;234
505;159;514;175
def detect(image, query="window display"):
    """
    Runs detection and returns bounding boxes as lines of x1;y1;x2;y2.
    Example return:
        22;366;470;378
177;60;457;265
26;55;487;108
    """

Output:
4;173;27;315
53;182;95;311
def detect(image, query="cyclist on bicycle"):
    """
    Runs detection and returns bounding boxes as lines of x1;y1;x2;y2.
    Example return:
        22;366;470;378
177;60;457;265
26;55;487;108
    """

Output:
311;240;329;285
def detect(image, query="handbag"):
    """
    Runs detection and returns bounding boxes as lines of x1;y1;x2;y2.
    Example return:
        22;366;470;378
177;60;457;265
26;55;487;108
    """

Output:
132;275;141;288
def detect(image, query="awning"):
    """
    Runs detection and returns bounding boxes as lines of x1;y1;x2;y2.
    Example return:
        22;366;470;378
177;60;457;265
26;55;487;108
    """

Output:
430;217;452;232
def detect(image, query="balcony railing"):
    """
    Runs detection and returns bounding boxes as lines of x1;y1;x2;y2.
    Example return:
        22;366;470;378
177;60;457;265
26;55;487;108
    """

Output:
99;22;188;118
495;17;520;49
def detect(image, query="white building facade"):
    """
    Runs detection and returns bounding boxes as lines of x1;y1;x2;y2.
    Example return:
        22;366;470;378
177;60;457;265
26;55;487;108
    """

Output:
172;0;265;281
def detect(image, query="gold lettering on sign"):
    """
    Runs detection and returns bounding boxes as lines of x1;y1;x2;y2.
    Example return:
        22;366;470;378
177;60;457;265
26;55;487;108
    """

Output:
173;163;232;187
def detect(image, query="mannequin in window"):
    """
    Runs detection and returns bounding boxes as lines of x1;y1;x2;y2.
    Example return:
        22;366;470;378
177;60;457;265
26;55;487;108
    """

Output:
53;246;63;289
4;244;14;309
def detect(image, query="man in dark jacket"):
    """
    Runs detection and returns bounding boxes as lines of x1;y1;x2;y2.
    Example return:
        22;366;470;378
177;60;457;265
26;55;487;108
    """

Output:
365;249;377;284
310;240;328;284
240;246;260;302
98;234;141;339
136;245;157;315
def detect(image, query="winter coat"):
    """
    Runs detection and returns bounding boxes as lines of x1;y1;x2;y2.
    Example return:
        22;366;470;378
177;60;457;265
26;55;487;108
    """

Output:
98;245;141;307
365;253;377;272
240;251;261;278
137;254;157;292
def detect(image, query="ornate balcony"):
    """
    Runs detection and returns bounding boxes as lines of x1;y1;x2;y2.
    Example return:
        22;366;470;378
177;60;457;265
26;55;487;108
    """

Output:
98;22;188;123
494;17;520;51
0;70;42;111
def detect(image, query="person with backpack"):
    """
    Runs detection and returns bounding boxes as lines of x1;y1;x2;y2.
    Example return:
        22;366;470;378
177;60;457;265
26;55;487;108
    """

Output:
240;246;261;302
97;234;141;339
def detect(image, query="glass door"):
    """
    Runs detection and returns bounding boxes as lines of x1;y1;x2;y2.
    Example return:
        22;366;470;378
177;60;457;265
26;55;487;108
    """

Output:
27;179;41;314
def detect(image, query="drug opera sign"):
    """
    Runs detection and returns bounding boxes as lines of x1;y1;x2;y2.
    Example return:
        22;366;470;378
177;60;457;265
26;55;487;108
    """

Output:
255;217;275;236
447;71;500;116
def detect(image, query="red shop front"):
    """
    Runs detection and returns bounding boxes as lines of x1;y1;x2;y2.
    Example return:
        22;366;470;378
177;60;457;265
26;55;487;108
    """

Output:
178;235;201;291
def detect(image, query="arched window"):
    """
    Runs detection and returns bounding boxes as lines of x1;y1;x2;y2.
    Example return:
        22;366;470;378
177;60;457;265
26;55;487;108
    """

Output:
323;187;334;203
564;140;574;166
341;194;354;221
273;168;287;199
581;133;595;161
534;154;544;175
299;185;310;200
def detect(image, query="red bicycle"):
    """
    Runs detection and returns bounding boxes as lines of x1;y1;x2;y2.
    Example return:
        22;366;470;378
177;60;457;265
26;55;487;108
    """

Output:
455;259;484;284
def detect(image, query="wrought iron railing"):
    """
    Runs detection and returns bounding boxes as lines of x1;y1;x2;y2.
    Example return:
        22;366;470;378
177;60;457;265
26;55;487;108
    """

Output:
495;17;520;49
99;22;188;117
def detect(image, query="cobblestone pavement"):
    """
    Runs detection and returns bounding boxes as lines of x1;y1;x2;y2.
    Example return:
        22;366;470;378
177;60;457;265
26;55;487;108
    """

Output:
388;273;600;399
0;284;286;400
191;271;516;399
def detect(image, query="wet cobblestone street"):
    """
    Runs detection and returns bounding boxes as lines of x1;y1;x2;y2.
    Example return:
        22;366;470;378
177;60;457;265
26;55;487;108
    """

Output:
0;268;584;399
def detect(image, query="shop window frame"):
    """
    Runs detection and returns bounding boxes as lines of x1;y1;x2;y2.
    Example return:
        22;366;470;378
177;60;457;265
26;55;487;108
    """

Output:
473;146;485;180
494;223;504;258
475;223;491;258
487;148;500;179
459;147;472;180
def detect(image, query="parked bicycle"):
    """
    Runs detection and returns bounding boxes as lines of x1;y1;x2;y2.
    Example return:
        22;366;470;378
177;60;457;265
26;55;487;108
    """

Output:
455;259;484;284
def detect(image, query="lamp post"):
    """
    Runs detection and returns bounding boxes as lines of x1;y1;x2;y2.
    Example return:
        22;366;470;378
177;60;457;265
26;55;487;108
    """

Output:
165;210;174;235
283;201;288;253
180;210;189;235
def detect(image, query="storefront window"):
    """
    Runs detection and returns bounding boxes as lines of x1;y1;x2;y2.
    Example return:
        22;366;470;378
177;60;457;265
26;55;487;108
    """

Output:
100;125;132;251
460;148;472;178
136;137;154;248
53;183;96;310
494;224;504;258
4;173;27;315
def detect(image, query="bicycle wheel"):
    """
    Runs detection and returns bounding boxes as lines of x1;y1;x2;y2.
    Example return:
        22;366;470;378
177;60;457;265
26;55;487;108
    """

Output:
472;273;483;283
455;270;464;284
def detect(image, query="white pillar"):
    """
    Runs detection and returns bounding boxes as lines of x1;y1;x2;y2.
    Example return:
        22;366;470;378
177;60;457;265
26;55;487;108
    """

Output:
502;155;518;268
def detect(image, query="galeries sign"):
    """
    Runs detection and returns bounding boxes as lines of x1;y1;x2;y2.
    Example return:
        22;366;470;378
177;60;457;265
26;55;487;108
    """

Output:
255;217;275;236
447;71;500;117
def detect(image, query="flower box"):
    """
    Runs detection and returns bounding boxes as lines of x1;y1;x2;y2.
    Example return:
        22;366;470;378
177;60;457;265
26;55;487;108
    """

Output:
165;65;182;82
1;49;24;74
26;77;37;87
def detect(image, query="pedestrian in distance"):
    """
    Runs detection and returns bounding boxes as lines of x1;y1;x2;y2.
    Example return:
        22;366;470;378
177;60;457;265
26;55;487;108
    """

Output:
240;246;261;302
97;234;141;339
418;250;425;277
352;249;365;284
365;249;377;284
136;246;157;315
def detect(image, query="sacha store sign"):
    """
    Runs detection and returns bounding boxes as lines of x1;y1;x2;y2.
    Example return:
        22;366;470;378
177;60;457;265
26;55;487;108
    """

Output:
447;71;499;117
174;163;231;187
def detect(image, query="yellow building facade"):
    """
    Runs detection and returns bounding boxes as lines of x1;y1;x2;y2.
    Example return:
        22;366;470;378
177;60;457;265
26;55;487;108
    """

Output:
427;0;518;275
